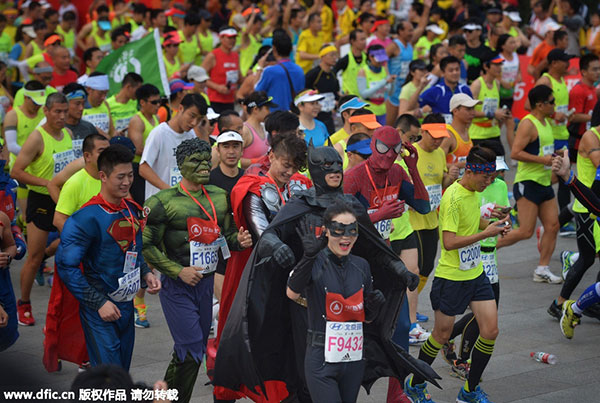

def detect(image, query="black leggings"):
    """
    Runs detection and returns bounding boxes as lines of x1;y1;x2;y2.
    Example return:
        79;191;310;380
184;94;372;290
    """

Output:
304;346;365;403
560;213;598;300
450;282;500;360
415;229;439;278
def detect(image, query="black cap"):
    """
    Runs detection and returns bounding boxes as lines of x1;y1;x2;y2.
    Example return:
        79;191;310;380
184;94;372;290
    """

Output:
547;48;574;62
487;7;502;14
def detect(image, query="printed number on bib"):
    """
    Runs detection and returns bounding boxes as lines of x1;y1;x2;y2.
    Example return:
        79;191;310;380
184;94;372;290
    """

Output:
72;139;84;159
482;251;498;284
542;144;554;170
443;113;453;124
555;105;568;126
225;70;238;85
190;241;219;274
109;251;140;302
367;208;393;239
170;165;183;186
426;184;442;210
325;321;363;363
458;242;481;271
482;97;498;118
53;149;75;176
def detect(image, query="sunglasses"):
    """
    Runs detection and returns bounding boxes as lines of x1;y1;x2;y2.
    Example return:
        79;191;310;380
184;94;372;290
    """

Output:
375;139;403;154
327;221;359;237
148;99;161;105
165;43;179;47
544;98;555;105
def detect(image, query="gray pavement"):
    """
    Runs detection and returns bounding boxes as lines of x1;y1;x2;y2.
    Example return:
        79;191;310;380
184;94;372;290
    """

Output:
2;184;600;402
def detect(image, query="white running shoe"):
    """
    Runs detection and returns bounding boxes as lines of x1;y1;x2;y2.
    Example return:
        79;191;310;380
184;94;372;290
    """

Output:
409;323;430;345
533;266;563;284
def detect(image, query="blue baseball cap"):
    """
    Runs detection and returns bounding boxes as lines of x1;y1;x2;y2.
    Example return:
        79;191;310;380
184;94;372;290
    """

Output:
339;97;368;113
346;138;372;155
110;136;136;155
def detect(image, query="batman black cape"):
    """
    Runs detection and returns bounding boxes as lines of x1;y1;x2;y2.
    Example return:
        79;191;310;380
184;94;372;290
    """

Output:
214;189;441;399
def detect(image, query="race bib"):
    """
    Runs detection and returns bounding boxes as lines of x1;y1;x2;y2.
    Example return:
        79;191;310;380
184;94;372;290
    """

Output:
109;251;140;302
443;113;453;124
82;113;110;133
400;61;410;80
426;184;442;210
324;321;363;363
189;240;220;274
542;144;554;170
319;92;336;112
53;149;75;176
225;69;238;85
72;139;84;159
170;165;182;186
482;97;498;118
555;104;568;126
367;208;392;239
458;242;481;271
482;251;498;284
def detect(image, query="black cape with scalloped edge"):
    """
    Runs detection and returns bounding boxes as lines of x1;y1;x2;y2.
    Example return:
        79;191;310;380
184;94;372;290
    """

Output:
214;188;441;399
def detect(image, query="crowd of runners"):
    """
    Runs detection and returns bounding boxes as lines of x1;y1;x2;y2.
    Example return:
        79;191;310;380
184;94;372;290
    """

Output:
0;0;599;402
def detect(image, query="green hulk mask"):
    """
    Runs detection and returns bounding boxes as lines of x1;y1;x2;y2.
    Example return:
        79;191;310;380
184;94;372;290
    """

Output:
176;138;213;185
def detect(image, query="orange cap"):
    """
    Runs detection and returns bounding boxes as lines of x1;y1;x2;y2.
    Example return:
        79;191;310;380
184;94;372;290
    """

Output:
44;34;62;47
421;123;450;138
349;113;381;130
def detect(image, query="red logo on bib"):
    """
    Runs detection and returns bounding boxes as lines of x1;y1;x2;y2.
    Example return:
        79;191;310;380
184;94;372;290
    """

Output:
326;289;365;322
187;216;220;244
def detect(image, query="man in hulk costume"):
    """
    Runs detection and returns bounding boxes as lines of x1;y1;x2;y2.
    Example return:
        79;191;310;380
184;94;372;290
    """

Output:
142;138;252;403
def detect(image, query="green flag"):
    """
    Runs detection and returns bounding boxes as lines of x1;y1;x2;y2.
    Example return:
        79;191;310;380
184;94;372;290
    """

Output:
96;29;170;97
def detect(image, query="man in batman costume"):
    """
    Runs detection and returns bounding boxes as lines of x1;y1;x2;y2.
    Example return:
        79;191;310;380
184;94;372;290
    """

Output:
214;142;441;402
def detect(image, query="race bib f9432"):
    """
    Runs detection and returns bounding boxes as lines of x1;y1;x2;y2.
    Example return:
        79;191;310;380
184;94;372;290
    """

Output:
324;321;363;363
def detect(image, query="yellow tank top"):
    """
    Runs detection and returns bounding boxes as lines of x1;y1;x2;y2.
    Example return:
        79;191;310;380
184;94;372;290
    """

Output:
178;30;200;64
240;34;261;76
30;40;43;57
573;127;600;213
27;127;73;195
469;77;501;140
514;114;554;186
197;31;214;65
342;52;367;96
56;25;75;51
133;111;159;163
446;124;472;165
390;158;414;241
10;106;45;168
163;55;181;79
363;66;387;116
409;143;446;231
543;72;569;141
93;30;112;53
82;102;111;134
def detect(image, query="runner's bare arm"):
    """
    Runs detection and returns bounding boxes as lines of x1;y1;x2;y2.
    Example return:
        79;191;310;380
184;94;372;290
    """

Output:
48;157;85;203
138;162;169;190
10;130;47;187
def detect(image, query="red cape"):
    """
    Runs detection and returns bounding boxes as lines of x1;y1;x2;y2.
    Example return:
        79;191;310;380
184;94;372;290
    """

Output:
213;173;311;402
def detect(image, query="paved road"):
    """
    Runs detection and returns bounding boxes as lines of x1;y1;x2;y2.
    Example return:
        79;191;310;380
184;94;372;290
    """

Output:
2;183;599;402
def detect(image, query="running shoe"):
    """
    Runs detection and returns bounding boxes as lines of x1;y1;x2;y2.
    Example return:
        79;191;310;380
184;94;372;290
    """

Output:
134;303;150;328
409;323;430;345
416;312;429;323
404;378;436;403
559;222;576;237
536;226;544;253
17;300;35;326
560;300;581;339
34;265;44;286
456;385;493;403
582;302;600;321
547;300;562;320
449;359;470;381
78;361;91;373
560;251;575;280
533;266;562;284
442;340;458;365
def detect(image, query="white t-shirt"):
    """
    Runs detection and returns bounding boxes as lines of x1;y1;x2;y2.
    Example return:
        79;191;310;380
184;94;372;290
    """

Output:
501;52;519;86
140;122;196;200
528;17;557;56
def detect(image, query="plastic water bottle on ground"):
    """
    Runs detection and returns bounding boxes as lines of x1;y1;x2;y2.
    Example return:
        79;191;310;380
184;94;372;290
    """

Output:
530;352;557;365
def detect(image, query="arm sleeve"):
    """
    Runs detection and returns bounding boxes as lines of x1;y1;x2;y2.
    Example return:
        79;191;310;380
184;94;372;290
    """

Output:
141;195;184;279
242;192;271;242
5;129;19;155
398;165;430;214
56;214;107;311
333;55;349;73
358;76;387;99
567;174;600;217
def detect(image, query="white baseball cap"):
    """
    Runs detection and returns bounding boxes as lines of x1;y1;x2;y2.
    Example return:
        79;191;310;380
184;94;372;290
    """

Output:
504;11;522;22
207;107;220;121
188;65;209;82
216;130;243;144
450;93;481;111
496;156;509;171
426;24;444;35
294;90;325;106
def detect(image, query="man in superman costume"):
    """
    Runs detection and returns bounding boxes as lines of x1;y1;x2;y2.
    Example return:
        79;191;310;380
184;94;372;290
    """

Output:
214;142;441;402
213;132;311;402
56;145;161;370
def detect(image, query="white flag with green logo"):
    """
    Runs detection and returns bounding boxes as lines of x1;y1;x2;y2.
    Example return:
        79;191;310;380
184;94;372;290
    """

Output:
96;29;170;97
